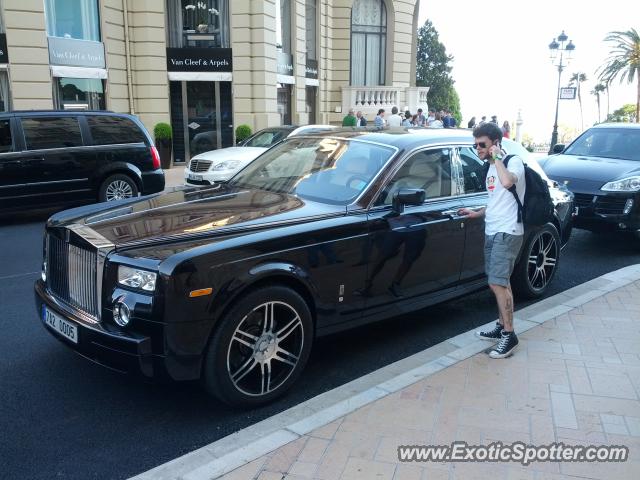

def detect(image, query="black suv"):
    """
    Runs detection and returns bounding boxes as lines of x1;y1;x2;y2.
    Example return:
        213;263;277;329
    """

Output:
0;111;165;213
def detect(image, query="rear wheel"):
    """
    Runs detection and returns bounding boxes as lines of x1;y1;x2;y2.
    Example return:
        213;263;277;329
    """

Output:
99;174;138;202
512;223;560;299
202;286;313;408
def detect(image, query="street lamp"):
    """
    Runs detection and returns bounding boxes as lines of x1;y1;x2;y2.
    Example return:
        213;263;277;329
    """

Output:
548;30;575;153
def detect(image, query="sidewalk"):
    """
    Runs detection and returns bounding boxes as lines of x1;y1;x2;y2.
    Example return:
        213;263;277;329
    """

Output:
133;266;640;480
164;164;186;189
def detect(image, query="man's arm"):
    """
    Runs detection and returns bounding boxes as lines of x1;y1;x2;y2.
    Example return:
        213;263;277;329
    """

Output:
458;207;485;219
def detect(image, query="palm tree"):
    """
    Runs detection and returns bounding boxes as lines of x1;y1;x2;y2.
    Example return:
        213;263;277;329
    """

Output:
569;72;587;130
598;28;640;123
591;83;606;123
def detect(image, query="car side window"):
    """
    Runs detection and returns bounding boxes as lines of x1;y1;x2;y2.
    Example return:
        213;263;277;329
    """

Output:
375;148;452;206
21;117;83;150
458;147;486;194
0;120;12;153
87;116;146;145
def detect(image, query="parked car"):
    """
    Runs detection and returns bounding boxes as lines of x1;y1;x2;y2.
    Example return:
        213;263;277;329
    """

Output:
184;125;338;185
0;110;164;214
35;128;573;407
539;123;640;241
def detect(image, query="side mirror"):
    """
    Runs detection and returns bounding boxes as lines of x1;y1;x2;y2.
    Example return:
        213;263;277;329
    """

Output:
552;143;565;154
392;188;425;213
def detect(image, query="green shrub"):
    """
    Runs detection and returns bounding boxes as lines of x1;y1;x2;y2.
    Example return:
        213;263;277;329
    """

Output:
154;122;172;141
236;124;252;143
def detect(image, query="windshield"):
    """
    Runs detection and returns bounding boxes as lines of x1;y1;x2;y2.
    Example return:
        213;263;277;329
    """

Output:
564;128;640;161
244;129;290;148
229;137;396;205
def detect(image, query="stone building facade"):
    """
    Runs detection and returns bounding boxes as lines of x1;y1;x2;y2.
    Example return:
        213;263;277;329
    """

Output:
0;0;426;163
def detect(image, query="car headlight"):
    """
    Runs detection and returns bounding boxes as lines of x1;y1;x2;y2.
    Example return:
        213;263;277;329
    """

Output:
117;266;157;291
211;160;241;171
601;176;640;192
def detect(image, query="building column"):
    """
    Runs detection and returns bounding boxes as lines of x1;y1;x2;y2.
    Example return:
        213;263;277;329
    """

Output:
232;0;279;132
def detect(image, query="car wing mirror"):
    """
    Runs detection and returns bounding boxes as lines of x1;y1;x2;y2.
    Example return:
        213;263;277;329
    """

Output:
392;188;425;213
552;143;565;154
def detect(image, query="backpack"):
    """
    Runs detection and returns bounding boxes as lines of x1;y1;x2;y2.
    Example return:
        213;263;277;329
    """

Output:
483;155;555;226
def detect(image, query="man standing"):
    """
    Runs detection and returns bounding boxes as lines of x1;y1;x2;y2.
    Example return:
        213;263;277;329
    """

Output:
387;106;403;127
342;109;357;127
458;123;526;358
374;109;386;128
416;108;426;126
426;109;436;126
356;111;367;126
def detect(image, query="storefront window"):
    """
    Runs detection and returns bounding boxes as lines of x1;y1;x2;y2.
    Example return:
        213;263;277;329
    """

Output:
53;78;105;110
350;0;387;86
167;0;230;48
0;72;10;111
276;0;292;53
44;0;101;41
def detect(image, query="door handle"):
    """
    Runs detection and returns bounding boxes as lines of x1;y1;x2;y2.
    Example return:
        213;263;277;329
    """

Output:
442;209;464;219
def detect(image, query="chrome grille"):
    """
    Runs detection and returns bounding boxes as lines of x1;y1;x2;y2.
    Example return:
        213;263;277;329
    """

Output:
189;159;212;173
46;234;99;321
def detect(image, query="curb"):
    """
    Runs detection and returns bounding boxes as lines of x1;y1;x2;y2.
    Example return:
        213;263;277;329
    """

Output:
131;264;640;480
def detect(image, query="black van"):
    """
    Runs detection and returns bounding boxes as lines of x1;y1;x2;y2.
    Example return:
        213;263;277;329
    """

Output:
0;111;164;213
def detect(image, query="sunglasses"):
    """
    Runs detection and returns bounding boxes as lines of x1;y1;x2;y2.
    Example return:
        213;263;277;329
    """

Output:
473;142;488;149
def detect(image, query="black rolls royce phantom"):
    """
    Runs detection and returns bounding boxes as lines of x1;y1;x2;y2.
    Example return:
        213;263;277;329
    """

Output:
35;129;574;407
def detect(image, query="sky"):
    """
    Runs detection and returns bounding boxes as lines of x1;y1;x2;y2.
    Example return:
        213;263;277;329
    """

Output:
418;0;636;142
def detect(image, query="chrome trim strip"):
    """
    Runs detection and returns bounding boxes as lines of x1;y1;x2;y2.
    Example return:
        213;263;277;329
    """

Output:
0;178;88;189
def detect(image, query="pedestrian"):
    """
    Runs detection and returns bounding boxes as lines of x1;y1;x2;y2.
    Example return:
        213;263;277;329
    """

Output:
387;106;403;127
356;111;367;127
458;122;526;359
445;109;457;128
374;108;386;128
342;108;357;127
402;110;413;126
468;116;477;129
411;114;419;126
501;120;511;139
429;112;444;128
426;109;436;126
478;115;487;126
416;108;426;126
491;115;498;124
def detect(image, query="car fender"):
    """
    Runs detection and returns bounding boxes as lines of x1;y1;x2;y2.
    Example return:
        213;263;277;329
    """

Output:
94;162;144;190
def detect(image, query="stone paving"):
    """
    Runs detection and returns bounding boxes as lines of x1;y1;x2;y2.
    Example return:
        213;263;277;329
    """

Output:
220;281;640;480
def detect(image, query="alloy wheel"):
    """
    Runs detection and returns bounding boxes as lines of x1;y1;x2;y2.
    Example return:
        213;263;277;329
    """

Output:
105;180;134;201
226;301;305;397
527;230;558;291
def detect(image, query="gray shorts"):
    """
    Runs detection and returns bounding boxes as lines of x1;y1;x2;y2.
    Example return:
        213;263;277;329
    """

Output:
484;233;524;287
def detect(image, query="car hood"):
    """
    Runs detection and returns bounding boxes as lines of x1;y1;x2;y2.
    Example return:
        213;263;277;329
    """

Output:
55;185;344;248
543;154;640;190
190;146;267;162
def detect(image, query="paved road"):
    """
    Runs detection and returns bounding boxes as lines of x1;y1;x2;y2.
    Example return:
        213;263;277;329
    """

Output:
1;213;639;480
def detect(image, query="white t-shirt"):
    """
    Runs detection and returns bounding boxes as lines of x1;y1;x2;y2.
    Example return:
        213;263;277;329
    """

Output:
387;114;403;127
485;155;526;236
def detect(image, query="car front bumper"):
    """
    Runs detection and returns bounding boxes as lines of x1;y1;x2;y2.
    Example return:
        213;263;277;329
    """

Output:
184;168;236;186
34;279;157;377
571;191;640;236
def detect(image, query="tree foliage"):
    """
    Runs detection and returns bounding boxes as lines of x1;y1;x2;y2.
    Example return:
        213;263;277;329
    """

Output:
597;28;640;122
415;20;461;124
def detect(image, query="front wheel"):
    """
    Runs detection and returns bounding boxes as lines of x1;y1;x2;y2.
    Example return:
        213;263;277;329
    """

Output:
512;223;560;299
202;286;313;408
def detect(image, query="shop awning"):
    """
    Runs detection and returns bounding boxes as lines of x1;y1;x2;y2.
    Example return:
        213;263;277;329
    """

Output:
50;66;108;79
167;71;233;81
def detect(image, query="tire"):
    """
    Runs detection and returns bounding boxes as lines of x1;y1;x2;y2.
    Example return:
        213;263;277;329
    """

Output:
512;223;560;299
202;286;313;408
99;174;139;202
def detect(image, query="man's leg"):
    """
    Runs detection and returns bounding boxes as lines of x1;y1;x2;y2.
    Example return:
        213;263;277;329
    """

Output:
489;283;514;331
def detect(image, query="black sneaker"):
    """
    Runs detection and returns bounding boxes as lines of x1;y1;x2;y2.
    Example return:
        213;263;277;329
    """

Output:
489;331;519;359
476;322;503;341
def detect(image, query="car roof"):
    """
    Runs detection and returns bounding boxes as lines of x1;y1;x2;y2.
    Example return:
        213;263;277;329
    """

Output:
590;123;640;130
293;127;477;149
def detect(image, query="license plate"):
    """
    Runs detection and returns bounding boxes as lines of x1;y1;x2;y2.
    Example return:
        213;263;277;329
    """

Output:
42;306;78;344
188;173;203;181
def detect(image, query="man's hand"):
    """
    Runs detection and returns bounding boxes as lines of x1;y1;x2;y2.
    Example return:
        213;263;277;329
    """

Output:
457;207;484;219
